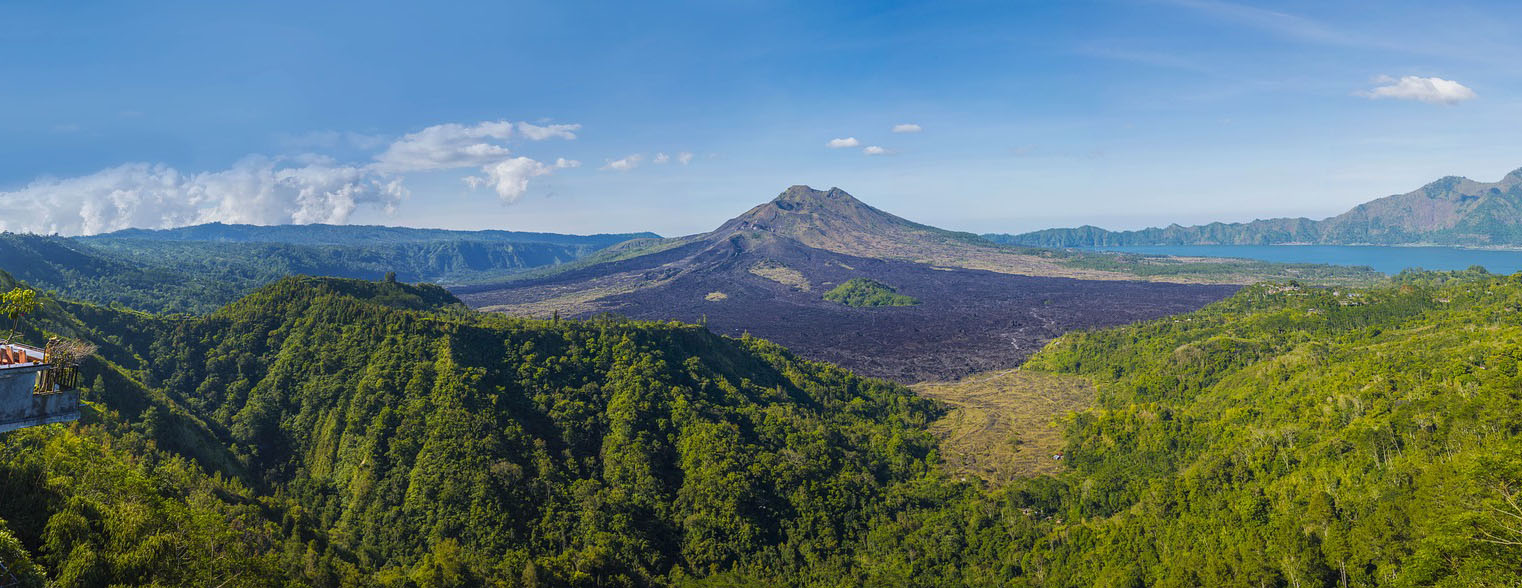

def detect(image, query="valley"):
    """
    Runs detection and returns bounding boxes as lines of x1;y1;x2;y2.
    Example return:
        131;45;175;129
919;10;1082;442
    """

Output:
9;3;1520;585
3;262;1519;585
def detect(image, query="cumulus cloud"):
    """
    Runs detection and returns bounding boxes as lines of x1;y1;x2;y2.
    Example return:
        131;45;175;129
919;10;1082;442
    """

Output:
891;123;922;133
369;120;580;201
464;157;552;204
371;120;517;173
827;137;860;149
1361;75;1476;105
653;152;670;164
677;152;694;164
0;157;406;236
601;154;644;171
0;118;583;235
862;145;890;156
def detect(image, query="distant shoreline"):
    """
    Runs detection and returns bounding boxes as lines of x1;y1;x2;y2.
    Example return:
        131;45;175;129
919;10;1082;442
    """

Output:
1075;243;1522;276
1072;242;1522;252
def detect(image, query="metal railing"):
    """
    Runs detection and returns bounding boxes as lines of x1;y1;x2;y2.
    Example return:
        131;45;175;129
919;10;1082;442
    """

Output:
33;364;79;395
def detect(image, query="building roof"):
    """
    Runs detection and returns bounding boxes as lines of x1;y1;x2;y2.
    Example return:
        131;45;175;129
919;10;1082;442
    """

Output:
0;342;45;371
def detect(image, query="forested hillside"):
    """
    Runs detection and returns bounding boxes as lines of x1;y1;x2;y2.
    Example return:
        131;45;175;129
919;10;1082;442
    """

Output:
1014;267;1522;585
5;268;1522;585
0;273;959;585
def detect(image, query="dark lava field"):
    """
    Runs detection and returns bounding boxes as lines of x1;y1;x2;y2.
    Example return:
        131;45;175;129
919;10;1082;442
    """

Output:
457;234;1239;383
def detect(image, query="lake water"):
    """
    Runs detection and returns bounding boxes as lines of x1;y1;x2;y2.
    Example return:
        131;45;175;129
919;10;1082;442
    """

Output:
1090;245;1522;276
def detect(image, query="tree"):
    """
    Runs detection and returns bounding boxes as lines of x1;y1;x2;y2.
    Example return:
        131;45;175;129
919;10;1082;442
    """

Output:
0;287;37;344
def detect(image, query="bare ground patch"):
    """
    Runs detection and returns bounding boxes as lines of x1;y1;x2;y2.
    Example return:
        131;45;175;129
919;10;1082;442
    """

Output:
913;369;1095;485
748;260;811;291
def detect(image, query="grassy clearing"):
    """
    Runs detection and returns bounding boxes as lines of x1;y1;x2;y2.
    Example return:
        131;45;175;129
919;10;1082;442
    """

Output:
912;369;1094;484
748;260;812;290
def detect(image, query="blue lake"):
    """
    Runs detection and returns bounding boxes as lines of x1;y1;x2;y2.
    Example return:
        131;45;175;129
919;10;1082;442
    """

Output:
1090;245;1522;276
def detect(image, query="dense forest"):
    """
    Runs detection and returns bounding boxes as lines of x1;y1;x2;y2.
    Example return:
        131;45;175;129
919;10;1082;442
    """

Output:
3;266;1522;585
0;272;955;585
1008;266;1522;585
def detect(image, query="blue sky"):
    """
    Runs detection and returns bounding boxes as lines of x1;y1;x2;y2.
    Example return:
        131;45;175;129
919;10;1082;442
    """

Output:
2;0;1519;237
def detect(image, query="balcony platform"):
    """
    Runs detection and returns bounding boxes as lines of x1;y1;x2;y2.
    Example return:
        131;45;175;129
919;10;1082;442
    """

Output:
0;343;81;434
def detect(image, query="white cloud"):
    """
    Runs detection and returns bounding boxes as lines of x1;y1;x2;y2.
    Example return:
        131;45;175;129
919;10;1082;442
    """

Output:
827;137;860;149
891;123;922;133
0;118;584;235
653;152;670;164
677;152;694;164
516;122;581;141
370;119;578;202
601;154;644;171
0;157;406;236
371;120;516;173
464;157;551;203
1361;75;1476;105
862;145;890;156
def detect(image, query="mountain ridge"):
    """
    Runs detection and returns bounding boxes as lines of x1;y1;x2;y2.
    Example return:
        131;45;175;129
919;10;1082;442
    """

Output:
992;167;1522;247
0;222;653;314
83;221;659;248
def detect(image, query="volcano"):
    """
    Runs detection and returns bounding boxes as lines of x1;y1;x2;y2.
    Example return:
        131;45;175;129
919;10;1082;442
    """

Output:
455;186;1238;382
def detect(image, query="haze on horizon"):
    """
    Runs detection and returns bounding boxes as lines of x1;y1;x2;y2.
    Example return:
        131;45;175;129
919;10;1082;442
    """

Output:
2;0;1519;238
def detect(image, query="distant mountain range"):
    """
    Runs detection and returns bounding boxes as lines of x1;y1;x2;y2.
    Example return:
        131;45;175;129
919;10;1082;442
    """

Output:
989;167;1522;247
0;224;654;313
85;222;656;248
459;185;1241;381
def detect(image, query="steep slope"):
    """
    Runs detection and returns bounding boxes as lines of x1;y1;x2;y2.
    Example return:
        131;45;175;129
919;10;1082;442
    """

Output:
458;186;1255;381
995;167;1522;247
0;272;319;586
712;185;992;261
